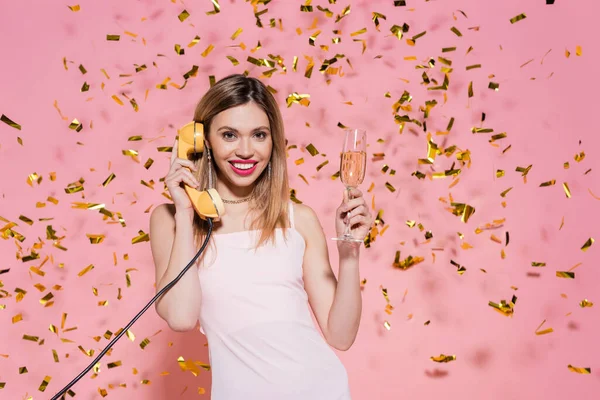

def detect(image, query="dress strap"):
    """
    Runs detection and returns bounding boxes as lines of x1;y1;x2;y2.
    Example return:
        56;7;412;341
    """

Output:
288;201;295;229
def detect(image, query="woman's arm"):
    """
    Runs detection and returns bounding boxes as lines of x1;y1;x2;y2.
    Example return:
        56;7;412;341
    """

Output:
297;204;362;351
150;204;202;332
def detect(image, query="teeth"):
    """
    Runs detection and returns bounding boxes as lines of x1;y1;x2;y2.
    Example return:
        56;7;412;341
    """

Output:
232;163;255;170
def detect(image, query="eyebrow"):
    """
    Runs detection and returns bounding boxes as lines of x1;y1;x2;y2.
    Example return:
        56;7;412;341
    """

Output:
217;125;270;133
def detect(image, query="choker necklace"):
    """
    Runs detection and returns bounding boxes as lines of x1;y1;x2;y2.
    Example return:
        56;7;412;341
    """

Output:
222;196;252;204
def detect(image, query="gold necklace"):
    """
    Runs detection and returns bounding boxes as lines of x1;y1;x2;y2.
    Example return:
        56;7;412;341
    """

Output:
221;196;252;204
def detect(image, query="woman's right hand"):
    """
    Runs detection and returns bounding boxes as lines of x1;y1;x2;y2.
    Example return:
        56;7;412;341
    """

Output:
165;138;200;214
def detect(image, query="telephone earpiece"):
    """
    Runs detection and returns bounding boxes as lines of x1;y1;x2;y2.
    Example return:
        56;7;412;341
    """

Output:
177;121;225;221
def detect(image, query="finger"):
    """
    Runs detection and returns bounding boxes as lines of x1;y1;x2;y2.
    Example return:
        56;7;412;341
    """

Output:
169;173;199;190
170;138;178;164
349;187;363;197
177;168;200;186
168;169;200;188
170;158;197;173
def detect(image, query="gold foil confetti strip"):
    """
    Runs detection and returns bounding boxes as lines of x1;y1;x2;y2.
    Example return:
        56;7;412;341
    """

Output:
562;182;571;198
78;264;94;277
540;180;556;187
489;295;517;316
580;238;594;251
178;9;190;22
392;251;424;270
38;376;52;392
67;5;81;12
579;299;593;308
306;143;319;156
107;34;120;41
431;354;456;363
132;230;149;244
201;44;215;57
1;114;22;130
567;365;591;374
450;27;462;37
576;45;582;56
510;13;527;24
107;360;122;368
335;5;351;23
231;28;243;40
383;321;391;330
556;271;575;279
535;319;554;335
207;0;221;15
532;262;546;267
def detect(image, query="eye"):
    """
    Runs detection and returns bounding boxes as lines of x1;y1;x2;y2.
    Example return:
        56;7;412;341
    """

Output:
255;131;268;139
222;131;236;140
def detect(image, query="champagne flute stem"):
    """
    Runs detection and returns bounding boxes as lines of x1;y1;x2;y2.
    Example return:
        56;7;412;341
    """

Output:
343;186;353;237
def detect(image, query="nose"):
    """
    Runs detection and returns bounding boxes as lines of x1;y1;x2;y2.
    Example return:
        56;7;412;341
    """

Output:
235;137;254;158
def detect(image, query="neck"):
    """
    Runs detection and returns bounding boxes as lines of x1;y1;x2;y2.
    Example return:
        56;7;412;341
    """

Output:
215;179;255;202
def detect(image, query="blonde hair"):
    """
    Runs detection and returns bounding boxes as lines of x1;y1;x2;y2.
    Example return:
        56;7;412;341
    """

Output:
189;74;292;260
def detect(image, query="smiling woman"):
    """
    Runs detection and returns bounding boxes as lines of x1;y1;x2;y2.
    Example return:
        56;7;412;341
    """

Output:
149;74;367;400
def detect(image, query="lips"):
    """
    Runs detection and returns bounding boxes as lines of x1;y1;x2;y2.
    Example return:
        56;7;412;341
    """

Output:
229;161;258;176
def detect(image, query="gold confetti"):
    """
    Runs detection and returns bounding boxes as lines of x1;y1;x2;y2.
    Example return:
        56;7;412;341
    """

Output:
392;251;424;270
531;262;546;267
201;44;215;57
450;27;462;37
580;237;594;251
1;114;21;130
383;320;391;330
231;28;243;40
567;365;591;374
539;180;556;187
562;182;571;198
132;230;149;244
178;9;190;22
431;354;456;363
556;271;575;279
575;45;582;56
107;34;120;41
78;264;94;277
535;319;554;335
510;13;527;24
489;295;517;316
579;299;593;308
38;376;52;392
67;5;81;12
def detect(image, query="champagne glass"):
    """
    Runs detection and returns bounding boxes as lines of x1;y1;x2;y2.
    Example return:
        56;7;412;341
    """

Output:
332;128;367;243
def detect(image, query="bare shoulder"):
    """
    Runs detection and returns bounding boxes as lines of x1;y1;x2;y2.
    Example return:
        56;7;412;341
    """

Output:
150;203;176;229
291;202;324;244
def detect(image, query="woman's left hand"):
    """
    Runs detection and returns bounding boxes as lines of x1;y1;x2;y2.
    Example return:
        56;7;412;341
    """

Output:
335;187;374;248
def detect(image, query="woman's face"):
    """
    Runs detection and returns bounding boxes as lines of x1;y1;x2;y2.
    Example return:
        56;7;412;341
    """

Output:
208;102;273;188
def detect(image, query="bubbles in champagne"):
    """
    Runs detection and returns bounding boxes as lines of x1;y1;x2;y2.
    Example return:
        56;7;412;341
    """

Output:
340;150;366;187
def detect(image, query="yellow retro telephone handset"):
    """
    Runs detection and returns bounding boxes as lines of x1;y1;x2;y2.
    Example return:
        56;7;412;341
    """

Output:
50;122;225;400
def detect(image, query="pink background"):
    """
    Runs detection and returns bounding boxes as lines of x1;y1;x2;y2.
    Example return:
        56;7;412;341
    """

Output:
1;0;599;399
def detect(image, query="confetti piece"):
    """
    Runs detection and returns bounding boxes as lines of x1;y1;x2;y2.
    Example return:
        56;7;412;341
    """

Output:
556;271;575;279
576;46;582;56
568;365;591;374
562;182;571;198
535;319;554;335
431;354;456;363
178;9;190;22
67;5;80;12
1;114;21;130
489;295;517;316
579;299;593;308
107;34;120;41
510;13;527;24
581;238;594;251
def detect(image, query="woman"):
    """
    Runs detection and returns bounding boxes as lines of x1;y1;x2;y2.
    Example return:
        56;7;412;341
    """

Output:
149;74;373;399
